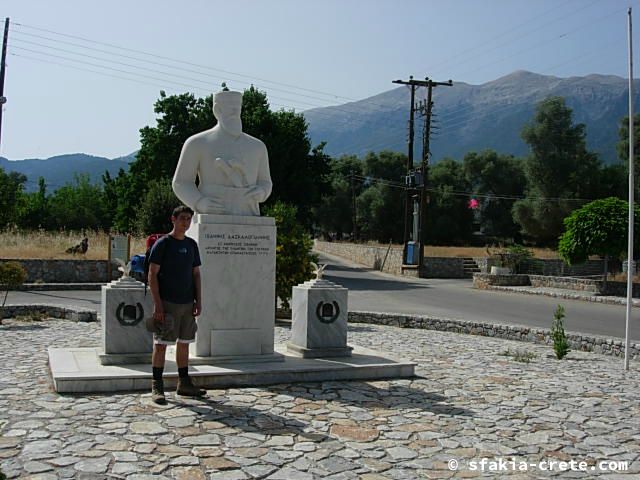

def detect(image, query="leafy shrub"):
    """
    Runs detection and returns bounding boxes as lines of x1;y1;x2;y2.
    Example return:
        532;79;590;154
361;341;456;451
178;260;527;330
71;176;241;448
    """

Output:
486;244;533;273
263;201;316;309
0;261;27;307
551;305;570;359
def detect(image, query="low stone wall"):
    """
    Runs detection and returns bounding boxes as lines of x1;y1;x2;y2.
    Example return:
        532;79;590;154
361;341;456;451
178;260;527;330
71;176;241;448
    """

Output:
0;259;117;283
529;275;599;292
520;258;604;276
349;311;639;360
0;304;97;322
473;273;531;288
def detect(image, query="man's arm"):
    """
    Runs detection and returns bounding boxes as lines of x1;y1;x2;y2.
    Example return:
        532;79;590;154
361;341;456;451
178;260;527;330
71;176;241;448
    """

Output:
192;266;202;316
148;263;164;321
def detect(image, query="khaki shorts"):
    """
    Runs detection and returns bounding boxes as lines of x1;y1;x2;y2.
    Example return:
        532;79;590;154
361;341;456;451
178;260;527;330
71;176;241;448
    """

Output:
154;301;197;345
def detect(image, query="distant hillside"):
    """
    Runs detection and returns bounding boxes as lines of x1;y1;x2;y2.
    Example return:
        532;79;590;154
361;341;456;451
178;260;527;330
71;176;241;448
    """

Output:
304;71;640;165
0;153;133;192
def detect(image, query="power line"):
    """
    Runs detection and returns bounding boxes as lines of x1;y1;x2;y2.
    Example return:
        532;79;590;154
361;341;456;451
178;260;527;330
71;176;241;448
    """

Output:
10;21;364;105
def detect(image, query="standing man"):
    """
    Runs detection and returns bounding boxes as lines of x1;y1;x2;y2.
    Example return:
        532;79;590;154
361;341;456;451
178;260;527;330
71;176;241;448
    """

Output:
149;205;204;404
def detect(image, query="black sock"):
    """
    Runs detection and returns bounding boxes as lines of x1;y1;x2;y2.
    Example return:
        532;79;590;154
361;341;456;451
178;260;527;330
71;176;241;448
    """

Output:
178;367;189;379
152;367;164;382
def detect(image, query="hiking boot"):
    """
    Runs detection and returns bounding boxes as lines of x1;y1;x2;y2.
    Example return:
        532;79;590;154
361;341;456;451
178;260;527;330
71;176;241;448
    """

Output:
151;380;166;405
176;376;206;397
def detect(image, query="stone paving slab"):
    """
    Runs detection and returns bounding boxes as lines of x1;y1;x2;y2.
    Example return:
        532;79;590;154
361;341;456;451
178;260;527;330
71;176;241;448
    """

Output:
1;318;639;479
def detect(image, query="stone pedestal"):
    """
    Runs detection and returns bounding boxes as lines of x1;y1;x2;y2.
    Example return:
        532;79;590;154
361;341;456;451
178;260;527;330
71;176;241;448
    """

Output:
287;278;352;358
99;277;153;365
187;214;277;359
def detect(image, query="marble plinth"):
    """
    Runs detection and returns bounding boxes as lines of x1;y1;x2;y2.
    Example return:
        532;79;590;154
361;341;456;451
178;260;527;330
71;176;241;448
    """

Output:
48;344;416;393
100;277;153;365
187;214;276;358
288;278;351;358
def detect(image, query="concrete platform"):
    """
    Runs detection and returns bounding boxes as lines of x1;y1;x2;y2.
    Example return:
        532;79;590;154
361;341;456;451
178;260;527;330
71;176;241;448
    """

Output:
48;344;416;393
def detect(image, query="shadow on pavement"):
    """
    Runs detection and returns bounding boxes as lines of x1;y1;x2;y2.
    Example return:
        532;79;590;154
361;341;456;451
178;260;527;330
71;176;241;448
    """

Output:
324;271;432;292
263;382;474;418
179;400;329;441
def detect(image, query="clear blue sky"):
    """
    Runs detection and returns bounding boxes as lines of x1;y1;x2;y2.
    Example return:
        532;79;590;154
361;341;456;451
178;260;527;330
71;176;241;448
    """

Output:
0;0;634;159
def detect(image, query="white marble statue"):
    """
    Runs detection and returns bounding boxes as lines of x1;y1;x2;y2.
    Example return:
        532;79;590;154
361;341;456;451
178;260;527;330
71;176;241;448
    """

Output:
172;90;272;216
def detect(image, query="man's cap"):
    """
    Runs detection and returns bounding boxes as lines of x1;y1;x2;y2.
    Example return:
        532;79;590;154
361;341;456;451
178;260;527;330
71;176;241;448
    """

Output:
145;313;175;336
214;90;242;105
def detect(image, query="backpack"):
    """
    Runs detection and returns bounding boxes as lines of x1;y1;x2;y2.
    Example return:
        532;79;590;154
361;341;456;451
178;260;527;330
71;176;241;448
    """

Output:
143;234;168;296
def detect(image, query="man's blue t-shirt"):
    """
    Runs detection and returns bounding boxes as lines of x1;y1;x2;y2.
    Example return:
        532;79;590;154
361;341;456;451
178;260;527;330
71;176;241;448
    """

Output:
149;235;201;304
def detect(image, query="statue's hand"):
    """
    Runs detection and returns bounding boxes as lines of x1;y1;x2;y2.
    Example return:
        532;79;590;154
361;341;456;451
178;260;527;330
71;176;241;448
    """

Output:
195;196;224;213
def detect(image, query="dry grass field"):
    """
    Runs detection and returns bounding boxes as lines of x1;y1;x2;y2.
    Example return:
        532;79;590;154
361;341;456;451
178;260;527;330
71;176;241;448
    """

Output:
361;241;560;259
0;231;561;260
0;229;147;260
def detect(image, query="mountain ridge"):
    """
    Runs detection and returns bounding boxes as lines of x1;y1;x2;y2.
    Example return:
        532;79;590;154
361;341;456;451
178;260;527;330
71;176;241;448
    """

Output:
303;70;639;164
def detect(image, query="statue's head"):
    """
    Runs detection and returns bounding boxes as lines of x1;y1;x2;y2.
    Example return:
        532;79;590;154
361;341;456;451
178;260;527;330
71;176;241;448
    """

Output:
213;90;243;137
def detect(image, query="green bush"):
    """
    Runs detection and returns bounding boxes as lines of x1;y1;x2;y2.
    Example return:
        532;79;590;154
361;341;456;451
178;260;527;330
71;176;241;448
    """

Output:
263;201;316;309
0;261;27;307
551;305;570;360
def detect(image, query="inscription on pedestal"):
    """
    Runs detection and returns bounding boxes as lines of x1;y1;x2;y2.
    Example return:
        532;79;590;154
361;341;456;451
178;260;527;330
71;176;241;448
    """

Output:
188;216;276;358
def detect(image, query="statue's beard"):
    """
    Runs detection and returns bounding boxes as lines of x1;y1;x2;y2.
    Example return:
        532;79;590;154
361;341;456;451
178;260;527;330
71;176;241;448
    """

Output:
220;117;242;136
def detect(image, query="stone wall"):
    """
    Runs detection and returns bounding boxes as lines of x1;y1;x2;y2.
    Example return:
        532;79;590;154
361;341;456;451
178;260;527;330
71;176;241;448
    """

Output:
0;259;117;283
314;241;472;278
314;241;404;275
520;259;604;276
349;311;639;360
473;273;531;288
528;275;599;292
0;304;97;322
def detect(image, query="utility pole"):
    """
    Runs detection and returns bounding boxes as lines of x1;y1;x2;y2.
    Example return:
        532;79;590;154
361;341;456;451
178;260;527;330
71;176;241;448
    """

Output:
351;171;358;241
0;18;9;150
392;76;417;265
393;76;452;271
415;78;452;270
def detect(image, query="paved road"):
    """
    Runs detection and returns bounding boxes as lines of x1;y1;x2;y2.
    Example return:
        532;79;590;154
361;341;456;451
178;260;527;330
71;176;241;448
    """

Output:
5;252;639;341
317;252;640;342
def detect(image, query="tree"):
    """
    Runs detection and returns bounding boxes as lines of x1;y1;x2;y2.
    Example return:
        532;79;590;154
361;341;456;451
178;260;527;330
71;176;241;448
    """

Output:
17;177;50;229
462;150;526;240
134;178;181;235
263;201;316;309
513;97;602;245
356;151;406;243
558;197;640;281
616;113;640;172
313;155;364;240
48;174;107;230
425;158;474;245
103;168;140;233
0;168;26;227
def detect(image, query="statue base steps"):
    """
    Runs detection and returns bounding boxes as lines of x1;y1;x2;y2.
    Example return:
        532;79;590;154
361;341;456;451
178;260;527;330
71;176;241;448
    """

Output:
48;344;416;393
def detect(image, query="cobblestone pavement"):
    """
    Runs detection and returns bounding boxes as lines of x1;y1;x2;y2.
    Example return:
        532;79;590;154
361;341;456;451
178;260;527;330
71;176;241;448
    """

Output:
1;319;639;479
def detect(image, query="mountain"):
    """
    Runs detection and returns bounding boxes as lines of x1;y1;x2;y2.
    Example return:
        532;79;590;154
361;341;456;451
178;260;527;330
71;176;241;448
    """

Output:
0;153;132;192
303;71;639;165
